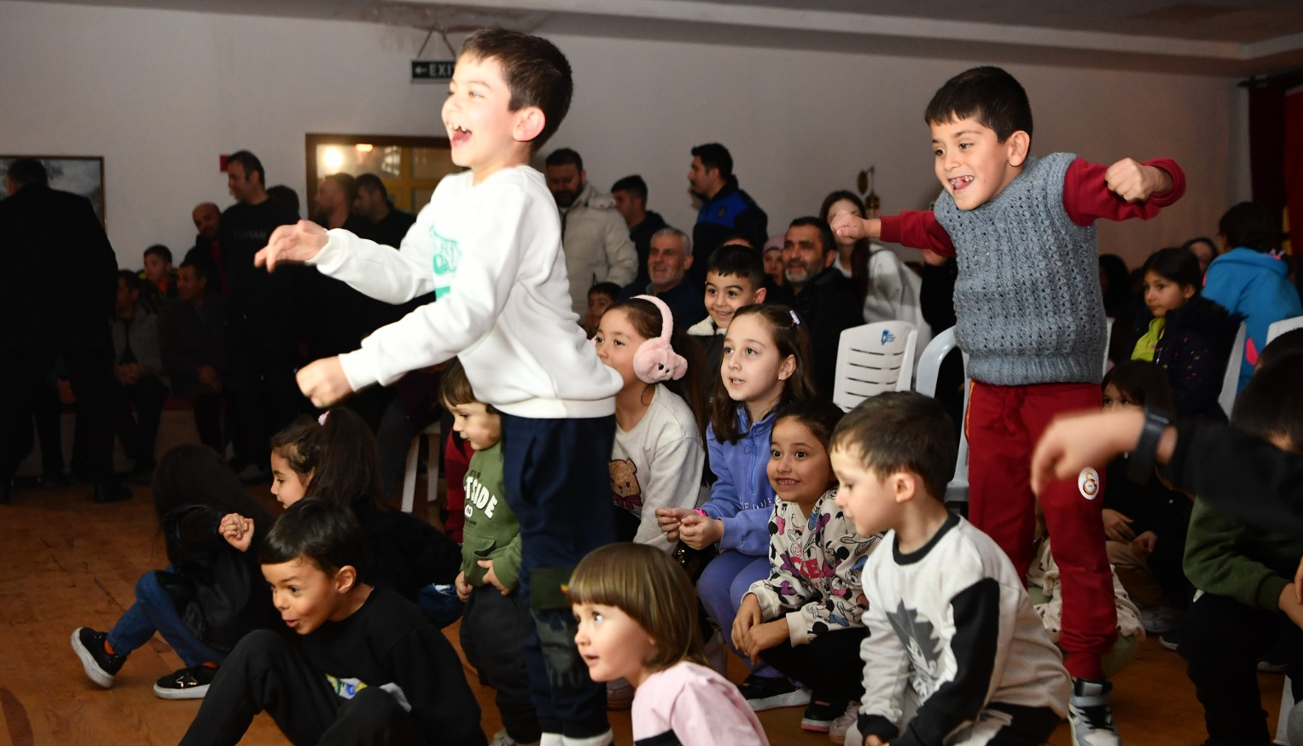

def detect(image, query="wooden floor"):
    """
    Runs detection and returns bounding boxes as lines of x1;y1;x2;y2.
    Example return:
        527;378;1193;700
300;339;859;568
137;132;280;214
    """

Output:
0;479;1285;746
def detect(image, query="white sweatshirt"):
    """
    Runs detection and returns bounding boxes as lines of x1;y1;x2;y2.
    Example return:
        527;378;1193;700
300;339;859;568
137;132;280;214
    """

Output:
311;167;622;418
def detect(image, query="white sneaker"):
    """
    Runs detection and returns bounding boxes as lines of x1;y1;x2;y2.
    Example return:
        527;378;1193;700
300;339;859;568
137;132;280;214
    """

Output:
1068;678;1121;746
489;729;540;746
606;678;634;710
829;701;859;744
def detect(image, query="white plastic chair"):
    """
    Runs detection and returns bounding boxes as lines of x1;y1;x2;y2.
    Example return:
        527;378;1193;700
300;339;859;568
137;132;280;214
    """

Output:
1267;315;1303;344
831;321;918;412
1217;322;1248;418
400;421;442;513
914;327;971;505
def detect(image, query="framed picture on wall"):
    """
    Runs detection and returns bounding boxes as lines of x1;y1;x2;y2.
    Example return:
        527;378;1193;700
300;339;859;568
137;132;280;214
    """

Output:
0;155;106;227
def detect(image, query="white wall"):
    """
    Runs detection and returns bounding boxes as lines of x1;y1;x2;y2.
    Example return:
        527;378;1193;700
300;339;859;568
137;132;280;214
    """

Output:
0;0;1244;269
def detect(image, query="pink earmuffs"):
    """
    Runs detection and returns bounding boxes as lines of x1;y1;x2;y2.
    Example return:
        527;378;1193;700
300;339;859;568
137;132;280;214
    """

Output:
632;295;688;384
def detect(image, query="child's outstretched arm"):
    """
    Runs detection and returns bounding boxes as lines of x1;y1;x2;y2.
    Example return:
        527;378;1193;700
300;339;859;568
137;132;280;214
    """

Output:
1063;157;1186;224
255;220;329;271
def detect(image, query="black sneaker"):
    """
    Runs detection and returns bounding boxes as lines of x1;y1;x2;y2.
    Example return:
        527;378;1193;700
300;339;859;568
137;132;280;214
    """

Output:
801;698;848;732
154;665;218;700
1159;626;1184;652
738;673;810;711
71;627;126;688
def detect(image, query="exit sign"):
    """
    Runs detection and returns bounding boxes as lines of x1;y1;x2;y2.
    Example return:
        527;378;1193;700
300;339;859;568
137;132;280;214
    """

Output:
412;60;455;83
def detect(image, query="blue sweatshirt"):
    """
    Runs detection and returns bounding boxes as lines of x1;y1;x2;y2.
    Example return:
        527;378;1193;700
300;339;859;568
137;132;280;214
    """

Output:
1201;247;1302;391
701;407;777;556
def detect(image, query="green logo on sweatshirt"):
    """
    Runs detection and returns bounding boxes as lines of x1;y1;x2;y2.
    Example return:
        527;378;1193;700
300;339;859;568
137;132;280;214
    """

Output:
430;227;460;299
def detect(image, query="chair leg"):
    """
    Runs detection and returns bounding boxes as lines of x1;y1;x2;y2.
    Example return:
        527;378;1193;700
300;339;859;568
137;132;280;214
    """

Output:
426;426;441;505
401;433;420;513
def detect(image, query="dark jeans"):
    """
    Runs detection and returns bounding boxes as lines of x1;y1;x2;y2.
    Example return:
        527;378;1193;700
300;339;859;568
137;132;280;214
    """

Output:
461;587;541;743
501;413;615;739
178;630;417;746
2;346;113;483
110;375;166;466
108;568;225;668
1179;591;1303;745
761;626;869;703
226;315;303;467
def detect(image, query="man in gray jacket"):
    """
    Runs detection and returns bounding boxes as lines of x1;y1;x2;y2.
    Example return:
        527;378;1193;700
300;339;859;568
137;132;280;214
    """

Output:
544;148;637;317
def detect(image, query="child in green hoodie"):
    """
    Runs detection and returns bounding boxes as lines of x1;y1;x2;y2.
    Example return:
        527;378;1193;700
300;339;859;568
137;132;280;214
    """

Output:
441;360;540;746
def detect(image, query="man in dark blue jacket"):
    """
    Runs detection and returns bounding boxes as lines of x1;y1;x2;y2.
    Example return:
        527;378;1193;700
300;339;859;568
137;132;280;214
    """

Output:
688;143;768;287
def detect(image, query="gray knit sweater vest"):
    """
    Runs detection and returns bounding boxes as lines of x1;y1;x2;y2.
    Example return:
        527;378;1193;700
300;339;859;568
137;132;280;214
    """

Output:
935;152;1106;386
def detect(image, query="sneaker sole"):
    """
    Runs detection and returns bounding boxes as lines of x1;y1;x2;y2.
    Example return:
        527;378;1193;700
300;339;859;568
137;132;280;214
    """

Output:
801;719;833;732
153;682;209;700
747;689;811;711
70;629;115;689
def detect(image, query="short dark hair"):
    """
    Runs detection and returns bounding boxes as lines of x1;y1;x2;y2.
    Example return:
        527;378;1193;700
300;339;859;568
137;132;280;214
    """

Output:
178;258;209;281
544;147;583;171
460;28;573;152
144;244;173;265
355;173;388;199
1181;236;1218;256
259;498;366;576
924;66;1033;143
691;143;733;180
324;173;358;205
1258;329;1303;373
266;185;300;218
610;175;647;201
438;358;478;408
227;150;265;185
831;391;958;502
117;269;141;294
1101;360;1175;413
6;158;48;187
706;244;766;290
788;216;836;256
1218;202;1278;254
587;281;621;302
1141;246;1201;289
1232;353;1303;450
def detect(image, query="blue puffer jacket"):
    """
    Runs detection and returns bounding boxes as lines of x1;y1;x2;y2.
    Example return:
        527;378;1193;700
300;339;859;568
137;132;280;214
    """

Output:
1201;248;1302;392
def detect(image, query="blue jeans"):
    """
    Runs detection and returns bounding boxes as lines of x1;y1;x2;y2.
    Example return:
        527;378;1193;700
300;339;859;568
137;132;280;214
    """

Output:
108;569;226;668
697;549;779;677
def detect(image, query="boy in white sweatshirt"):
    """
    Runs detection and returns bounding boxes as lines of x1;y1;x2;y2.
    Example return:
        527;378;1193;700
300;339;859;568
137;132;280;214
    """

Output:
255;29;622;746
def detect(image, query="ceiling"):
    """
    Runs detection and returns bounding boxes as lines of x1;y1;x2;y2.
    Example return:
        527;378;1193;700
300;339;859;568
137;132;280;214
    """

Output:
28;0;1303;76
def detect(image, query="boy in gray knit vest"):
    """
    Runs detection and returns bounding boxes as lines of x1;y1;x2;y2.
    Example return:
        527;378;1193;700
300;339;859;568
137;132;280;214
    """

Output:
833;66;1185;746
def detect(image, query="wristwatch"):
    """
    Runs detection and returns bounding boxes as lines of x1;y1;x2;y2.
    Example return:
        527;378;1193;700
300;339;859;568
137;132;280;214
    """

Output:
1128;406;1172;484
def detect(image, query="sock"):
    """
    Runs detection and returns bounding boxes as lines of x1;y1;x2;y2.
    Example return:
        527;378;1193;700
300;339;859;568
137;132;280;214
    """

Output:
104;640;117;656
201;661;218;669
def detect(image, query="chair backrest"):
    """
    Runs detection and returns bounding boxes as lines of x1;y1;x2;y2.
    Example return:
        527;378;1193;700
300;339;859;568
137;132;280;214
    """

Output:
1217;322;1247;418
832;321;917;412
914;327;971;504
1267;315;1303;345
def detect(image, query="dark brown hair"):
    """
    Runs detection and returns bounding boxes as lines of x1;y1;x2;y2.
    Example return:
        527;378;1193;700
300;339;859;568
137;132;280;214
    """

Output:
708;304;816;444
460;28;572;153
270;408;388;511
831;392;957;502
567;543;707;671
924;66;1033;143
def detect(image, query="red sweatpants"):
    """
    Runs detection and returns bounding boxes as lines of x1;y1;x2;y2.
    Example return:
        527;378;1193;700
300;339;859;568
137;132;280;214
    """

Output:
966;380;1115;681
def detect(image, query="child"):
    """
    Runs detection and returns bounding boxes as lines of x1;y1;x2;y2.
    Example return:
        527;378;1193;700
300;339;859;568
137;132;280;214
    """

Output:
594;296;707;550
657;303;817;710
569;542;769;746
830;392;1070;746
256;29;622;744
71;444;277;700
1201;201;1303;392
733;399;879;735
832;65;1184;742
762;235;785;291
1131;246;1240;420
441;360;541;746
585;282;620;338
687;244;768;395
1099;361;1192;632
221;408;463;627
178;498;485;746
1177;354;1303;746
139;243;178;312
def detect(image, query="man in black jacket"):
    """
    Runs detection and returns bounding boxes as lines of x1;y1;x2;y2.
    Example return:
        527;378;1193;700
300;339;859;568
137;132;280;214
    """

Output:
0;158;128;503
784;217;861;399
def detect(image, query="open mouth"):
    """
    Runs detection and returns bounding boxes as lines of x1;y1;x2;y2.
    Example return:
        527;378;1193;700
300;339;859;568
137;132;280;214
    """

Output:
284;619;300;629
449;124;472;148
949;175;974;192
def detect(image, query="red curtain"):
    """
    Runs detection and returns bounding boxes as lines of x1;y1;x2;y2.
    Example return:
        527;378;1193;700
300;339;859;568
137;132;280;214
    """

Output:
1284;89;1302;256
